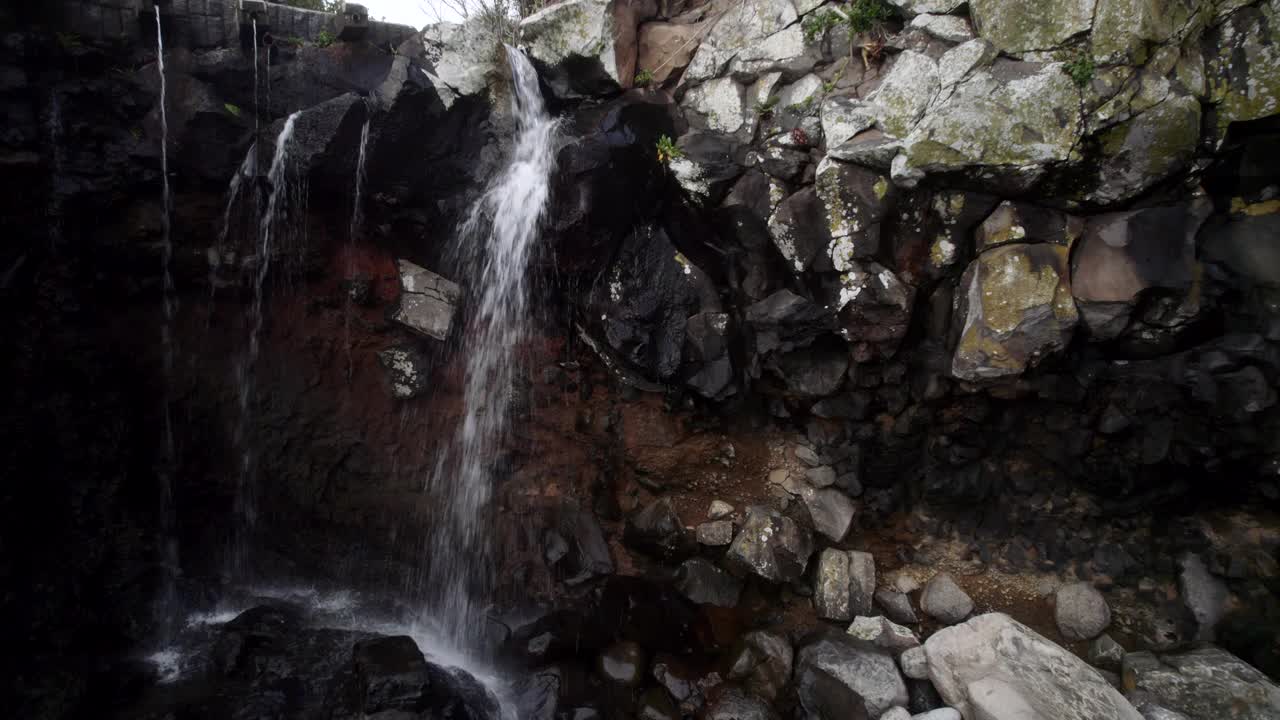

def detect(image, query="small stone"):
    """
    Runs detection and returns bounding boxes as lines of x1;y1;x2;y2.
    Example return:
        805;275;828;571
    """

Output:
696;521;734;546
847;615;920;655
900;645;929;679
815;549;852;621
1088;634;1124;672
895;574;922;594
876;587;919;625
675;557;743;608
920;573;973;625
1054;582;1111;641
598;640;645;686
708;500;734;520
795;445;821;466
799;486;855;542
805;465;837;487
1178;553;1228;641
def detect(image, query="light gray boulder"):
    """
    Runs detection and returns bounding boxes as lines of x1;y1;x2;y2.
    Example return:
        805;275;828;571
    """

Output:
1054;582;1111;641
925;613;1143;720
920;573;973;625
796;634;909;719
392;259;461;341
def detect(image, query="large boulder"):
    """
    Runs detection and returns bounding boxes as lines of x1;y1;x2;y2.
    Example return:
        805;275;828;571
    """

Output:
1122;646;1280;720
592;224;721;382
1053;582;1111;641
796;633;909;719
725;506;814;583
1071;203;1211;340
951;243;1078;382
520;0;630;97
682;0;813;84
422;20;503;98
926;613;1143;720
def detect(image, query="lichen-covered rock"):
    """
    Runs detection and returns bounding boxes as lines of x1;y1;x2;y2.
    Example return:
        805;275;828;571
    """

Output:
725;506;814;583
847;615;921;655
422;21;501;98
816;158;896;263
927;614;1143;720
392;259;461;341
683;0;811;84
969;0;1096;56
1122;646;1280;720
896;59;1083;193
683;73;780;136
1084;93;1200;205
1071;202;1210;340
1205;1;1280;142
868;50;941;137
814;548;876;620
670;131;747;207
520;0;623;96
1091;0;1203;65
769;187;832;274
910;13;975;43
821;96;878;150
952;243;1078;382
377;346;431;399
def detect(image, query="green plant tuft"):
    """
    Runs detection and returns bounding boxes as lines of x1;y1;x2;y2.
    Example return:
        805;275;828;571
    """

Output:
315;29;335;48
1063;53;1095;89
656;134;683;165
224;102;243;118
754;95;780;115
634;69;654;87
802;0;893;43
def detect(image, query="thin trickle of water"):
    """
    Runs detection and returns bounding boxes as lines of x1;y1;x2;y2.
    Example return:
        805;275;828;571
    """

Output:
155;5;179;641
344;110;372;381
46;92;65;250
420;46;559;652
230;111;300;579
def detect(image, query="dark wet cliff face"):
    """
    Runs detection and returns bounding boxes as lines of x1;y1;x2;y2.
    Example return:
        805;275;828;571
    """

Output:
3;1;1280;719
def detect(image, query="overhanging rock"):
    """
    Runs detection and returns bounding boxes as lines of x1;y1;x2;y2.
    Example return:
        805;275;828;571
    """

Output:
392;259;461;341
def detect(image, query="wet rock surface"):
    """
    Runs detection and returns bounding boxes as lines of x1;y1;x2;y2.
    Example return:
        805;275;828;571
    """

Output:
7;0;1280;718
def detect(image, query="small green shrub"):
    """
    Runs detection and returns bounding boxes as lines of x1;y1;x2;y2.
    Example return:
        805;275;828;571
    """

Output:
802;0;893;42
1062;53;1095;88
634;69;654;86
315;30;335;48
656;134;683;164
224;102;243;118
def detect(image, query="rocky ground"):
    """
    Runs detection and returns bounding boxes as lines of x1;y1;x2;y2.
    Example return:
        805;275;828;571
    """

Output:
2;0;1280;719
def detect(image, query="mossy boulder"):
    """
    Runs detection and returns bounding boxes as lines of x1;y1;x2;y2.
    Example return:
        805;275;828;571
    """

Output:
520;0;623;97
952;243;1078;381
969;0;1096;56
1205;0;1280;143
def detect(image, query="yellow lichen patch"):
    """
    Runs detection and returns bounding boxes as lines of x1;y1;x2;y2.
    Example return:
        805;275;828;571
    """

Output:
978;248;1063;335
1230;197;1280;216
956;324;1022;373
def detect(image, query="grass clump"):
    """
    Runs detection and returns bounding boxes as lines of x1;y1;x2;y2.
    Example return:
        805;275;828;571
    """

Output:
315;29;335;48
656;134;683;165
634;68;654;87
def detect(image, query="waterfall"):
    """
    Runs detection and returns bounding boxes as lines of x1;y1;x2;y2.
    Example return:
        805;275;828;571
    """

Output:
419;46;559;650
155;5;180;640
230;111;300;578
344;110;372;381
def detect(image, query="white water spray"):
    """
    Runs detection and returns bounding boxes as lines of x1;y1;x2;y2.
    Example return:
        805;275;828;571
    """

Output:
344;110;372;381
155;5;179;640
420;46;559;651
230;111;300;578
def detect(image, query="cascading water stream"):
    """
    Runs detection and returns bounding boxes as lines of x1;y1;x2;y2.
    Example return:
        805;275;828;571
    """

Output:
230;111;300;579
344;109;372;381
418;46;559;652
155;5;179;640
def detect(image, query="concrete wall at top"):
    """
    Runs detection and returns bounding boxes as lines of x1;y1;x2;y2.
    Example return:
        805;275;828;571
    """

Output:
48;0;417;50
